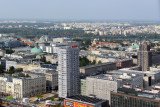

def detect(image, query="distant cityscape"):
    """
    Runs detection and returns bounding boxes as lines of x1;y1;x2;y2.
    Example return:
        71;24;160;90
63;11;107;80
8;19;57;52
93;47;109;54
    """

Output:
0;20;160;107
0;21;160;36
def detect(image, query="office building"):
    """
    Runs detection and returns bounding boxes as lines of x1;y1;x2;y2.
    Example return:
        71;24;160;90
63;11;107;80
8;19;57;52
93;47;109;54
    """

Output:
109;69;160;88
85;72;143;102
111;88;160;107
138;43;152;71
58;45;80;98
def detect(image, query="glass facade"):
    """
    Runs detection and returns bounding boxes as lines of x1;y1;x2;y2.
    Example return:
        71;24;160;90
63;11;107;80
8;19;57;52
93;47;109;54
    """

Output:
111;92;160;107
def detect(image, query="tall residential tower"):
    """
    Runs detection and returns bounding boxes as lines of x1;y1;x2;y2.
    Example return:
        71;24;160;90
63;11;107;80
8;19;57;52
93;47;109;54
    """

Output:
138;42;152;71
58;45;80;98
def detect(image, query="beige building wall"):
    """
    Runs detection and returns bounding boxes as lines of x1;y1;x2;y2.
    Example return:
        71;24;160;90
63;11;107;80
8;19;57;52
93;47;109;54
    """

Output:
16;64;41;71
0;76;46;98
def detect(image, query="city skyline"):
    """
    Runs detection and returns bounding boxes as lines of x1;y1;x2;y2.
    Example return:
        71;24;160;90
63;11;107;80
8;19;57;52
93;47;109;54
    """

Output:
0;0;159;21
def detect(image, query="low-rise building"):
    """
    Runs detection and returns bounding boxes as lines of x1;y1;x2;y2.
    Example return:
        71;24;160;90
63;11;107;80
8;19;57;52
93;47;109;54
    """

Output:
111;87;160;107
16;62;41;71
64;95;109;107
114;68;160;88
80;62;117;76
6;60;17;71
0;49;5;56
115;59;133;69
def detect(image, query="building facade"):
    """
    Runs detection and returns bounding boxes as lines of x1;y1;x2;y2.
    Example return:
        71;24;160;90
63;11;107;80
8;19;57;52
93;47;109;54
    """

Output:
0;76;46;98
115;59;133;69
85;73;143;102
64;95;109;107
138;44;152;71
24;69;58;90
58;45;80;98
111;91;160;107
80;62;117;76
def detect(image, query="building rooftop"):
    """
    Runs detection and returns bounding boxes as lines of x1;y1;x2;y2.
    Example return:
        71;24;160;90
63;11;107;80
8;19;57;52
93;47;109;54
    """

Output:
80;62;116;69
31;42;43;54
117;87;160;99
88;71;142;81
67;95;105;104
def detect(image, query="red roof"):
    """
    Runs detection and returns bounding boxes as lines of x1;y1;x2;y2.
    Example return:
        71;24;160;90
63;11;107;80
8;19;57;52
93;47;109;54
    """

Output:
88;47;98;50
24;42;35;46
99;42;120;45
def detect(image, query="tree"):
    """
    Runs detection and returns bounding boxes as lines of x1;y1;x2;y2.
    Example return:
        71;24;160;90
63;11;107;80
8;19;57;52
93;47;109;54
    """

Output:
45;61;51;64
98;61;102;64
82;39;91;46
15;68;23;73
91;60;96;65
25;74;30;77
37;94;42;99
56;104;61;107
9;66;15;74
73;38;82;41
5;49;15;54
40;56;46;63
50;97;55;101
79;57;90;67
150;43;155;48
157;48;160;51
0;64;3;74
114;47;119;51
6;96;14;100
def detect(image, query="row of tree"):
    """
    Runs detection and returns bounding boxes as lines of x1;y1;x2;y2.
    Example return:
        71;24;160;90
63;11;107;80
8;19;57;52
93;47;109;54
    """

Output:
8;66;23;74
79;57;102;67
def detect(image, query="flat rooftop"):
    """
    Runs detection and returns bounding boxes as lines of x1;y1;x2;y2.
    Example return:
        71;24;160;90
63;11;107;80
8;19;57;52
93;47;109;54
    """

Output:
66;95;105;104
80;62;116;69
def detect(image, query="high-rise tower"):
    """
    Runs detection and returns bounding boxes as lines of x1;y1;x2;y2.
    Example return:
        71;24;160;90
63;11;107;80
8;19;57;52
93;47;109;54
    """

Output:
58;45;80;98
138;41;152;71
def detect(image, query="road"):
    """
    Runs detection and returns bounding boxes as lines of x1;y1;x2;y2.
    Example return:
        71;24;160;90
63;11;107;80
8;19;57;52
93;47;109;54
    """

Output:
0;99;33;107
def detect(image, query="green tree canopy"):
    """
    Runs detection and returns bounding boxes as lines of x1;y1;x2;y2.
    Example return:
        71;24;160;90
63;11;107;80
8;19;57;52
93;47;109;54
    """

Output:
14;68;23;73
157;48;160;51
98;61;102;64
50;97;55;101
9;66;15;74
5;49;15;54
6;96;14;100
37;94;43;99
91;60;96;65
25;74;30;77
0;64;3;74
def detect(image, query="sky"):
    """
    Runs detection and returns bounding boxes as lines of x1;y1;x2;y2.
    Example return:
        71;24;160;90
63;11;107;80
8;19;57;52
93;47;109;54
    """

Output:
0;0;159;21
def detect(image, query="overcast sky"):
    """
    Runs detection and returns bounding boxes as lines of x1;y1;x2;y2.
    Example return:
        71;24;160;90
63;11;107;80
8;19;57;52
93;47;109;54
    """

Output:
0;0;159;21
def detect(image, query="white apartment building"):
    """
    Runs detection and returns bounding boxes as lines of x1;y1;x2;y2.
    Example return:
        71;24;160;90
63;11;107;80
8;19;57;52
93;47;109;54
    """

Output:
58;45;80;98
6;60;17;71
85;73;143;102
0;76;46;98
